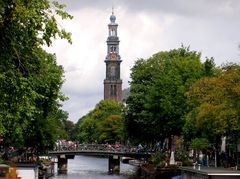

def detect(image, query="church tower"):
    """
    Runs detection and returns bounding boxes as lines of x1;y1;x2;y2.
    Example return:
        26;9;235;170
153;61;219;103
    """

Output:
104;10;122;101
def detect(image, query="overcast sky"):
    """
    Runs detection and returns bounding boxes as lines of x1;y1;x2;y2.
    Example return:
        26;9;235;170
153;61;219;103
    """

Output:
46;0;240;123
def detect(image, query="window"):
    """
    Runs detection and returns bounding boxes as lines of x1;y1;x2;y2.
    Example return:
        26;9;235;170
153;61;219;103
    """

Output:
110;66;116;78
112;29;115;36
110;46;116;52
110;85;117;96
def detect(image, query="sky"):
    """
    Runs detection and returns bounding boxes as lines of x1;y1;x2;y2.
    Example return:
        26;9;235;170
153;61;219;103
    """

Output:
46;0;240;123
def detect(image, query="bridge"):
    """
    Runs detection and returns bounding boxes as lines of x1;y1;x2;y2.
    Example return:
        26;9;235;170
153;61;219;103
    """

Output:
48;143;153;174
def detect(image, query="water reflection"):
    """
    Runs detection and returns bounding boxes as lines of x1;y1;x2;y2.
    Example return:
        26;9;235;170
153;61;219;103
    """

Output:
51;155;138;179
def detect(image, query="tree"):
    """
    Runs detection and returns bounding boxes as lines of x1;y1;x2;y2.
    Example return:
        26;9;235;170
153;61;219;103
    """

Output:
185;64;240;138
125;47;214;146
75;100;124;143
125;59;156;144
75;115;98;143
0;0;72;154
98;115;124;143
50;109;69;140
184;64;240;166
0;49;67;153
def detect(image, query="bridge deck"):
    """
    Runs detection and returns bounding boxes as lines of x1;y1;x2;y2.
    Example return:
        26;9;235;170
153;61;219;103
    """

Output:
49;150;152;158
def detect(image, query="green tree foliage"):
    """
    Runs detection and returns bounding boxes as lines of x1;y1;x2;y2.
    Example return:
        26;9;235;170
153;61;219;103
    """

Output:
98;115;124;143
0;49;67;152
75;115;97;143
190;138;209;151
184;65;240;166
184;64;240;144
47;109;76;142
125;58;156;144
0;0;72;154
63;120;75;141
75;100;124;143
125;47;213;145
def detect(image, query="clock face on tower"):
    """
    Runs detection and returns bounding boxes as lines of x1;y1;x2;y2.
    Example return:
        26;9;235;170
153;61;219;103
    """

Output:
110;52;116;60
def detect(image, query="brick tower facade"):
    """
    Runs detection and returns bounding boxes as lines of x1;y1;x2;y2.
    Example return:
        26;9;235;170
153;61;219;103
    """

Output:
104;10;122;101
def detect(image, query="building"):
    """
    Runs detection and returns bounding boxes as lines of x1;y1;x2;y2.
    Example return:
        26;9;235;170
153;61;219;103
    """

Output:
103;10;122;101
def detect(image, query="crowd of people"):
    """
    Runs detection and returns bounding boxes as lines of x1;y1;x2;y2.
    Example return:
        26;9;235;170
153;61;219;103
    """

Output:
54;140;157;153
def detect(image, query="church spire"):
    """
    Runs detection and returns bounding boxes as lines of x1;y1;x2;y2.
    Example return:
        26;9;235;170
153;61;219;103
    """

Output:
104;10;122;101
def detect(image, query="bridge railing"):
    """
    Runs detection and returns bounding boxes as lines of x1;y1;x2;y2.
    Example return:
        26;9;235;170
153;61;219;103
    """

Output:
54;143;141;153
54;139;159;154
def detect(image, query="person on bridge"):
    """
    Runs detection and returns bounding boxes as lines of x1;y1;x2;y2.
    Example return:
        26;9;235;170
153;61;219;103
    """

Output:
115;143;121;151
107;144;113;151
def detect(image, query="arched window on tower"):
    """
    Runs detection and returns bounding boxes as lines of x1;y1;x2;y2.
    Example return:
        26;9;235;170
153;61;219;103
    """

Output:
110;46;116;52
110;85;117;96
110;66;116;79
111;29;116;36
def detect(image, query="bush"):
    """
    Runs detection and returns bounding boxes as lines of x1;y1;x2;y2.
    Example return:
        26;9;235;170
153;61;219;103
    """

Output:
182;160;193;166
150;151;169;167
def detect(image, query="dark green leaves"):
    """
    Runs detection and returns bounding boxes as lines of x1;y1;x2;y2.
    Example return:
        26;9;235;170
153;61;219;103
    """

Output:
75;100;124;143
125;47;207;144
0;0;72;153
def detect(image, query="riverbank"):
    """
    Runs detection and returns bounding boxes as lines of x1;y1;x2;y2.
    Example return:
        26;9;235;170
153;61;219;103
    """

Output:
138;164;181;179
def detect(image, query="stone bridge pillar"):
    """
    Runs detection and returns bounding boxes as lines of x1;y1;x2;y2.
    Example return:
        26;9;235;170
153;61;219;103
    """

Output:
108;155;120;174
58;155;68;174
57;155;75;174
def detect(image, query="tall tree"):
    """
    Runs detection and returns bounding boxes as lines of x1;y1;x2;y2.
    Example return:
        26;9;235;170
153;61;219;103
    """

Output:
0;0;72;154
184;64;240;147
125;47;214;146
125;58;156;144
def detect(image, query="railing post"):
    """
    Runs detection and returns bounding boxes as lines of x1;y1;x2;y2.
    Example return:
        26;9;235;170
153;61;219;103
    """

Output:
108;155;120;174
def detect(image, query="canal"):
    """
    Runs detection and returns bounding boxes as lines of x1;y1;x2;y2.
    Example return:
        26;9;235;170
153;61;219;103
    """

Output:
51;155;138;179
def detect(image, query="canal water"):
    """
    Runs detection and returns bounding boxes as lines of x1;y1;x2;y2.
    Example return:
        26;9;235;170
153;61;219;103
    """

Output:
51;155;138;179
